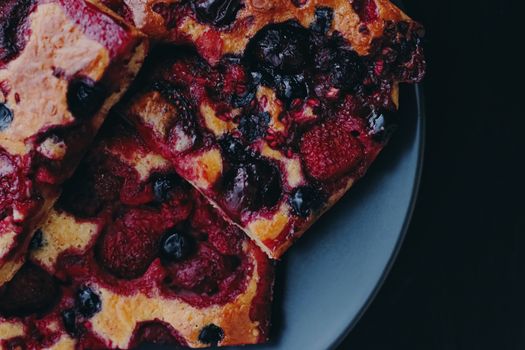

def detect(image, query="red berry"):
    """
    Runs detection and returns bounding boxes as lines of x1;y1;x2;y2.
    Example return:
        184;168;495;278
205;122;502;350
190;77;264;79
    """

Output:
97;209;165;279
0;263;59;317
300;119;364;181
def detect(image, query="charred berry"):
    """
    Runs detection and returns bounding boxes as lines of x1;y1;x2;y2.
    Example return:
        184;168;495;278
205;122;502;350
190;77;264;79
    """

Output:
238;112;270;142
191;0;241;27
198;324;224;345
245;21;310;82
275;74;308;102
289;186;325;217
161;231;195;262
29;229;45;250
311;7;334;34
0;103;13;131
152;173;179;202
62;309;79;336
76;286;101;318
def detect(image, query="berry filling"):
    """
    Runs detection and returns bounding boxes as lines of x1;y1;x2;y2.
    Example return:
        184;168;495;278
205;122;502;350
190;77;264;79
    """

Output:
54;121;253;307
1;119;270;348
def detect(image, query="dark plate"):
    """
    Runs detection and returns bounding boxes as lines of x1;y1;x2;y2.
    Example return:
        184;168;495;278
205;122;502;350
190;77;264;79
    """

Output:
146;82;424;350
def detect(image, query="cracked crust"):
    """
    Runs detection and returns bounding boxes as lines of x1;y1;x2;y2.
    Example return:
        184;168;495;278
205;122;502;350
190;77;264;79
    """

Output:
0;0;148;286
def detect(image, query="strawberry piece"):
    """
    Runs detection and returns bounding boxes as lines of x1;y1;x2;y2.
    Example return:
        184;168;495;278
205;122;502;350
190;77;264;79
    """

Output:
300;118;364;181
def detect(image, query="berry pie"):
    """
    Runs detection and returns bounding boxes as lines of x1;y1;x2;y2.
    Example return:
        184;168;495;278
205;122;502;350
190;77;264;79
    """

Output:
114;0;425;257
0;0;148;285
0;116;274;349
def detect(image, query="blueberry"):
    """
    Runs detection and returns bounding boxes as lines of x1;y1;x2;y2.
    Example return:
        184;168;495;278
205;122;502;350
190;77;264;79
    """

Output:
245;22;310;81
289;186;325;217
0;103;13;131
161;231;194;262
76;286;101;318
62;309;79;336
198;324;224;345
29;229;45;250
192;0;241;27
275;74;308;102
67;77;107;119
152;173;179;202
311;7;334;34
238;112;270;142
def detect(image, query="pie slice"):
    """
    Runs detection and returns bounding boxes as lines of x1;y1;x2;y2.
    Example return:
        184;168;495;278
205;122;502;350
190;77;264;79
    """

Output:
117;1;425;258
0;0;148;285
0;116;274;349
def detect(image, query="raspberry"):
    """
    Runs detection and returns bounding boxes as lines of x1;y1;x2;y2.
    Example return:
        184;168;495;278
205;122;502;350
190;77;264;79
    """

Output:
0;263;59;317
196;30;223;65
130;322;185;347
300;119;364;181
97;209;166;279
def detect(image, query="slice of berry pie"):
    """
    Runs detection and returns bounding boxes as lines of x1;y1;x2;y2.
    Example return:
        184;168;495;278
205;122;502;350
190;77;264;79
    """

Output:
118;1;425;258
0;0;148;285
0;117;274;349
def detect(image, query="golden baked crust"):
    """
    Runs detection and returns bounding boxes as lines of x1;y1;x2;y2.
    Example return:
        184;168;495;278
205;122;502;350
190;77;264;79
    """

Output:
106;0;408;62
0;116;274;349
0;0;148;285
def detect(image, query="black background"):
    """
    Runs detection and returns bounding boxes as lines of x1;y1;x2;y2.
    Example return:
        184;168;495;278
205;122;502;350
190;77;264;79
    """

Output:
339;0;524;349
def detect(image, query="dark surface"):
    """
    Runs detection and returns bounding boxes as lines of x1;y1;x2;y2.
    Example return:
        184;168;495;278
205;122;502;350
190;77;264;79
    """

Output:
339;0;524;349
